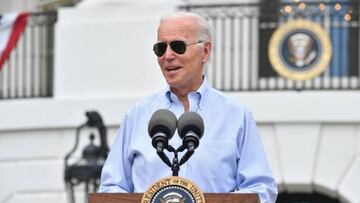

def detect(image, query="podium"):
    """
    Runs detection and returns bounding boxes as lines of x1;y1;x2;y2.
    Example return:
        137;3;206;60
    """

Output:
88;192;259;203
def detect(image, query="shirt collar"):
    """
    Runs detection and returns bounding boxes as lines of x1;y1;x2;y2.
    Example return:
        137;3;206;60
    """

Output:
164;76;209;110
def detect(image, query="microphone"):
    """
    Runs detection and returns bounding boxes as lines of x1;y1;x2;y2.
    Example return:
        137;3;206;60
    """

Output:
177;112;204;166
177;111;204;152
148;109;177;153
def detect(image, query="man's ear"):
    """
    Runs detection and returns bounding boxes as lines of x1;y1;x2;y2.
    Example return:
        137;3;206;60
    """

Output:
202;41;212;63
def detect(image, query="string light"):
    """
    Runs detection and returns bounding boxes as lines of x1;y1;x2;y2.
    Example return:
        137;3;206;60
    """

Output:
344;13;352;21
284;5;292;13
319;3;326;11
299;3;306;10
335;3;342;11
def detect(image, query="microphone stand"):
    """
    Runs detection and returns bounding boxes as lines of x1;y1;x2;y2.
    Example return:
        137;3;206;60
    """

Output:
163;145;195;176
171;151;179;176
165;145;179;176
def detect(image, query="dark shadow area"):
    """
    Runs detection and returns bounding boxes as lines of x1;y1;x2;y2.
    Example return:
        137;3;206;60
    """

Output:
277;192;341;203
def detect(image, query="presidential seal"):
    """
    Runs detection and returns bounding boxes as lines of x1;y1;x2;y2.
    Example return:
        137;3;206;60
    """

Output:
141;176;206;203
268;19;332;80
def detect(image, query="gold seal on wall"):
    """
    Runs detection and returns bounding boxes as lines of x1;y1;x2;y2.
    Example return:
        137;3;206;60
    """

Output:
141;176;206;203
268;19;332;81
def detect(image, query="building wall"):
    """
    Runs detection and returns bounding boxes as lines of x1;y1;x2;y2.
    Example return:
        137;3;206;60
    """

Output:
0;0;44;13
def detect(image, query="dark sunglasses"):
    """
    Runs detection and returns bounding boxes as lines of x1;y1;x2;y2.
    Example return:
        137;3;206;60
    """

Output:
153;40;203;57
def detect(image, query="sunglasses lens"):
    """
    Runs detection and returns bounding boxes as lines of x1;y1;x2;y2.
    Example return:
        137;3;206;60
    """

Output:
170;41;186;54
153;42;167;57
153;41;187;57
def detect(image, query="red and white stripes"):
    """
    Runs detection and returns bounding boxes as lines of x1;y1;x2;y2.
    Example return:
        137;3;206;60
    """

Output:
0;12;29;70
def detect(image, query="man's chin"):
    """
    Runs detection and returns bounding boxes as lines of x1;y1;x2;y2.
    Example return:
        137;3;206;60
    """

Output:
166;80;183;90
165;78;179;86
167;82;179;89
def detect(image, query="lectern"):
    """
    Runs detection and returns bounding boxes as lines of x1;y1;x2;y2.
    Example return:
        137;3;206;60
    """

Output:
88;192;259;203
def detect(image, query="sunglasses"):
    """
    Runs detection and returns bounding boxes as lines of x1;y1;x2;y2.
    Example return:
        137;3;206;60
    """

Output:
153;40;203;57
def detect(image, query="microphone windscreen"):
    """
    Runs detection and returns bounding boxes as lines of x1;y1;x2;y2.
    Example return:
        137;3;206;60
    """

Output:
177;112;204;139
148;109;177;139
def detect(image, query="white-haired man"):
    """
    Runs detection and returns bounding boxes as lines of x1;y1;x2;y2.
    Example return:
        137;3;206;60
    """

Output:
99;11;278;203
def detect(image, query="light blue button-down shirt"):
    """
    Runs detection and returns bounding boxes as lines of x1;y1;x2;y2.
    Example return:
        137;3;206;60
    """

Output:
99;78;277;203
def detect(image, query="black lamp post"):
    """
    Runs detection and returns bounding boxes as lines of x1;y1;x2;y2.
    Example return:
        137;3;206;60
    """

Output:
64;111;109;203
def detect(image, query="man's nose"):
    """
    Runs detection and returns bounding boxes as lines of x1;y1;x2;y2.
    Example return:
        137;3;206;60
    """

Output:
163;46;176;60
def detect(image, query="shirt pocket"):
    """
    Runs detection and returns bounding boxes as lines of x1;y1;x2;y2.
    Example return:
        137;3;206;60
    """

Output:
187;141;237;181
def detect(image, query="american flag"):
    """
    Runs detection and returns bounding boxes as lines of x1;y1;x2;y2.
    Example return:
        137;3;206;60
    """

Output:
0;12;29;70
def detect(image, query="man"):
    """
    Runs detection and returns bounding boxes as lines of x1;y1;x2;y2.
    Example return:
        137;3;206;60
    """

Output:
99;11;277;203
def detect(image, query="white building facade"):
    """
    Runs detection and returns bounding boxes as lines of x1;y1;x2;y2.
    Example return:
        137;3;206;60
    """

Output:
0;0;359;203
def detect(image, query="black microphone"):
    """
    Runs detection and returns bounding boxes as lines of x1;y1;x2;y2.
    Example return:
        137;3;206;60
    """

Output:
148;109;177;153
177;112;204;166
177;111;204;152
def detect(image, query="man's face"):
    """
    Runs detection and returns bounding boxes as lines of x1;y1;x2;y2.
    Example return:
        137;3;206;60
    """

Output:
156;17;211;94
